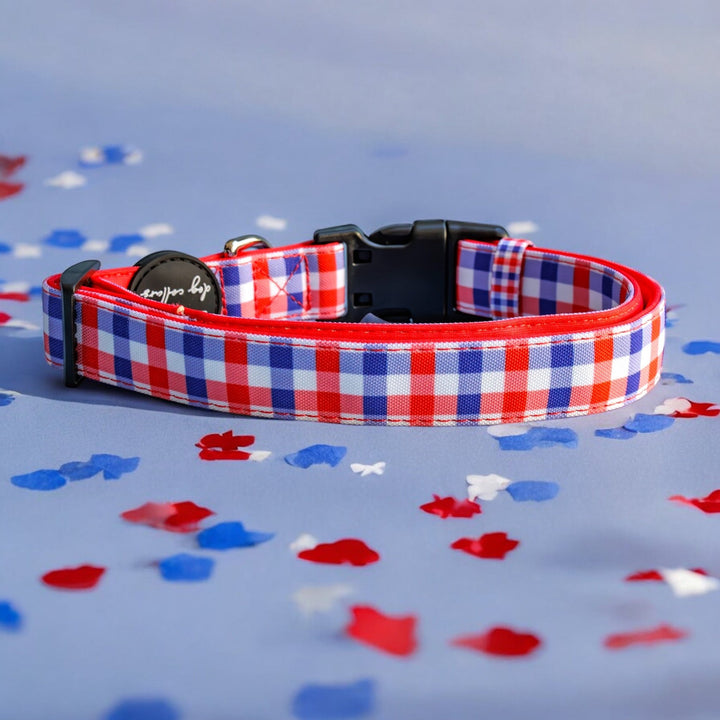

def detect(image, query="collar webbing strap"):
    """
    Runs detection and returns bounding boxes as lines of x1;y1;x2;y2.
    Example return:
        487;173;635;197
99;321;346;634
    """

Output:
42;220;665;426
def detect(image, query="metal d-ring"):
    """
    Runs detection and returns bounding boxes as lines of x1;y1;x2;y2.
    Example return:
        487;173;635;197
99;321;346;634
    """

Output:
223;235;270;257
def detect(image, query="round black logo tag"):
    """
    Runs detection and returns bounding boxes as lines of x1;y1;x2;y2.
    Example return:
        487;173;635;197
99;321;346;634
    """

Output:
128;251;222;313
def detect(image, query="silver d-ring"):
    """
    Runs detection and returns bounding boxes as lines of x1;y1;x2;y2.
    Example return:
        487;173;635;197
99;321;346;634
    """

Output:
224;235;270;257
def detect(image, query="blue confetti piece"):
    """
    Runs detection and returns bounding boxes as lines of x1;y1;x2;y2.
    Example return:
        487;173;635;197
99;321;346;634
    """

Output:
682;340;720;356
44;229;87;248
284;444;347;468
595;427;637;440
0;601;22;632
661;372;693;385
0;242;11;254
158;554;214;582
109;234;144;253
11;469;67;491
58;459;101;481
0;392;15;407
292;679;375;720
494;427;578;451
197;521;274;550
90;453;140;480
506;481;560;502
102;145;129;164
623;413;675;433
105;699;180;720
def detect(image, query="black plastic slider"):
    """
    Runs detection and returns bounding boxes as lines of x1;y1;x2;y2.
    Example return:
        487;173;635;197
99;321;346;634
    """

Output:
313;219;507;322
60;259;101;387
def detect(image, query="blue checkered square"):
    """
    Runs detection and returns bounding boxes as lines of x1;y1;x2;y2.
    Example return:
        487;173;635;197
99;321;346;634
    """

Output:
270;344;294;369
184;333;204;358
186;375;208;402
547;385;572;410
363;394;387;418
363;352;387;376
112;313;129;339
551;343;574;368
272;387;295;411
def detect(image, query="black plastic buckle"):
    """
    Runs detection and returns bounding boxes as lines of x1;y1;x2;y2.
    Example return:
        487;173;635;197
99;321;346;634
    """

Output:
60;259;101;387
313;219;507;322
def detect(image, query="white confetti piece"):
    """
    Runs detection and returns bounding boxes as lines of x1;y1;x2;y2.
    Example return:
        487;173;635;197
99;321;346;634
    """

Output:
660;568;720;597
507;220;539;236
350;461;386;477
44;171;87;189
248;450;271;462
290;533;318;554
125;244;150;257
82;239;110;253
466;473;512;501
139;223;174;239
654;397;692;415
292;584;353;616
0;318;40;330
79;147;104;166
12;244;42;259
124;149;143;165
0;281;31;293
256;214;287;231
486;424;529;437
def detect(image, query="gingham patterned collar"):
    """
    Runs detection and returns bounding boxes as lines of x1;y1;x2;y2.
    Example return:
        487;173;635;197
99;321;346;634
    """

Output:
42;219;665;426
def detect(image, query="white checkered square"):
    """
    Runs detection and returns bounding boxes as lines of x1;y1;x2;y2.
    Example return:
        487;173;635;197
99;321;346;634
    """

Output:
526;366;552;391
129;338;149;366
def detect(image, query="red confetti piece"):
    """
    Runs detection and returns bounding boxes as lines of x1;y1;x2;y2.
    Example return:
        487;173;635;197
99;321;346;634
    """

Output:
196;430;255;460
121;501;214;533
625;568;708;582
0;182;23;200
669;489;720;513
41;565;106;590
604;624;688;650
346;605;417;656
451;532;519;559
625;569;663;582
0;155;26;177
0;312;11;325
671;400;720;418
420;495;481;519
0;292;30;302
451;626;542;657
298;538;380;566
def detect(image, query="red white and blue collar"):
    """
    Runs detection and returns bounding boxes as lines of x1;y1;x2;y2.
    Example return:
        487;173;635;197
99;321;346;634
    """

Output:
42;219;665;426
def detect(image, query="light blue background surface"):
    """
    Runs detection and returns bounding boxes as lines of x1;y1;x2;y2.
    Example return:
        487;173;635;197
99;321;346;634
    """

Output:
1;2;720;718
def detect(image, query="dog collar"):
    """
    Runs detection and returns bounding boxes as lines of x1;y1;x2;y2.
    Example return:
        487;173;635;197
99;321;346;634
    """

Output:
42;219;665;426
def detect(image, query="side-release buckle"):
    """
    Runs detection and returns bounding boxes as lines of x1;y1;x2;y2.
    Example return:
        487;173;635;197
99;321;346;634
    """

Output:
313;219;507;322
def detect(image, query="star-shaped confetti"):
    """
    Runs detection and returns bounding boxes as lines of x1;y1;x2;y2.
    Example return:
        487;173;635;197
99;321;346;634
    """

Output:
451;626;542;657
298;539;380;566
451;532;519;560
604;624;687;650
121;501;214;533
466;473;512;501
350;462;386;477
345;605;417;656
420;495;481;518
292;584;354;616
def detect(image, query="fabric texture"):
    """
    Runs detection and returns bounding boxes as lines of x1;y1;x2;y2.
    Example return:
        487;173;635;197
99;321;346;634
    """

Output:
42;238;665;426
